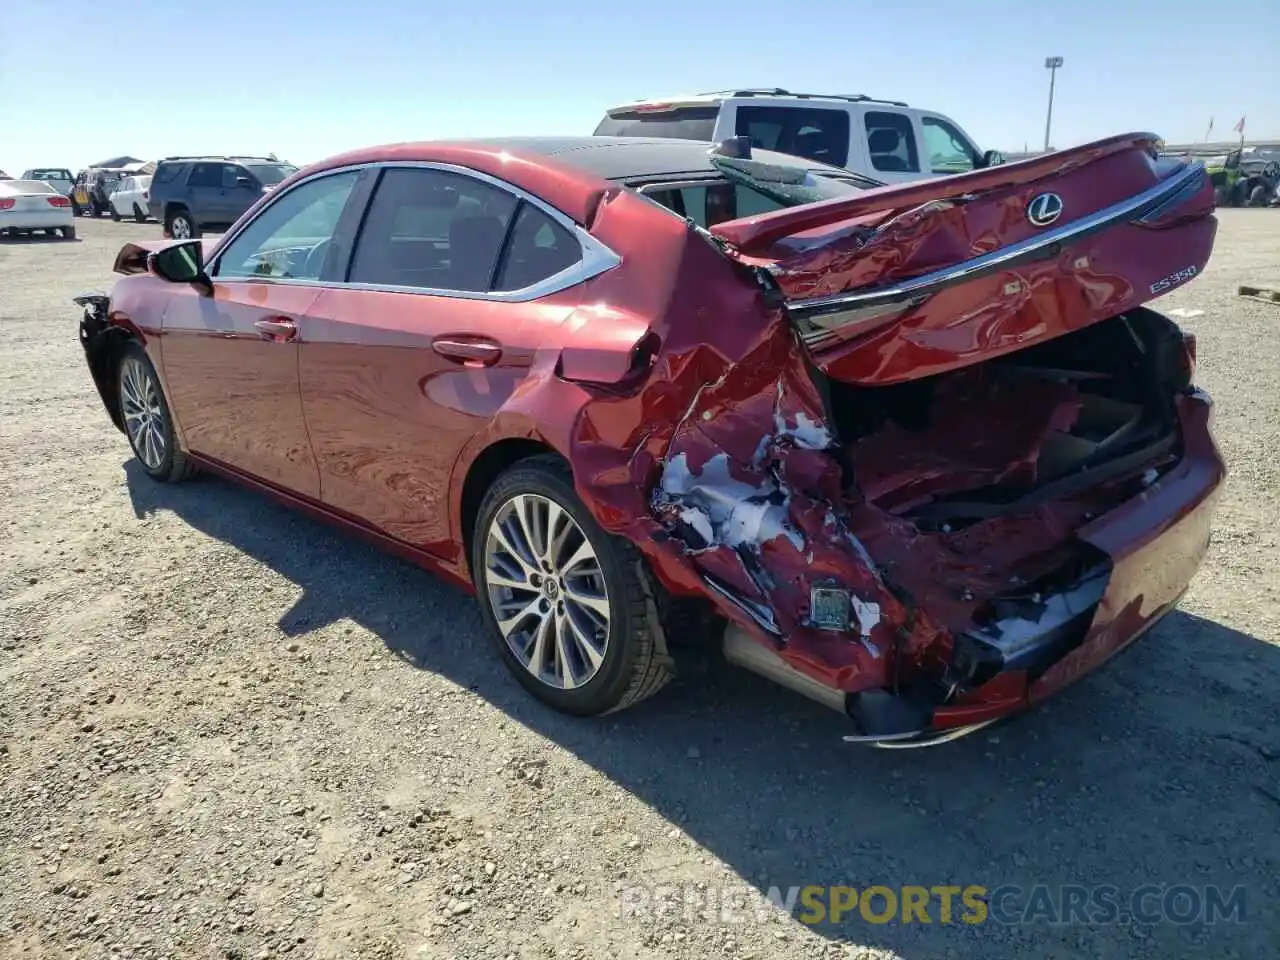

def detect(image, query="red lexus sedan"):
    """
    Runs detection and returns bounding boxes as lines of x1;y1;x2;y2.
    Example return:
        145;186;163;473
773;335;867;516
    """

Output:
76;134;1225;746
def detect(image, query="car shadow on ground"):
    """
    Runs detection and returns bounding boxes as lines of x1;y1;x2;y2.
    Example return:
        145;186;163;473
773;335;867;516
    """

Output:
124;463;1280;956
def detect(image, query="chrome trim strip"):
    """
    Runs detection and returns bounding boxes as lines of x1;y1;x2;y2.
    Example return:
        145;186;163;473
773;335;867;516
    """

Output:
788;161;1208;323
208;160;621;303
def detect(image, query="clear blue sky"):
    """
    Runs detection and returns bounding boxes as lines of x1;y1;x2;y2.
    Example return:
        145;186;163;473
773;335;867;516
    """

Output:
3;0;1277;174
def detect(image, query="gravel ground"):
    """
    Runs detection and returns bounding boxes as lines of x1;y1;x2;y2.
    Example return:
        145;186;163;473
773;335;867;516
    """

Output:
1;214;1278;960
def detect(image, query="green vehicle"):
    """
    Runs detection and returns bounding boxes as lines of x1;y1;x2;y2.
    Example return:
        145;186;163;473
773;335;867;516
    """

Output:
1202;149;1279;207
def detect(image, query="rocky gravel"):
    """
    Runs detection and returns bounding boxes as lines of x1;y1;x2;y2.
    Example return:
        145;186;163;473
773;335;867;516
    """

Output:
2;214;1278;959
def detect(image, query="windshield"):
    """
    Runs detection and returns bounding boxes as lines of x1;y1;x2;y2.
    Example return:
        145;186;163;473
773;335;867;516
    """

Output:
595;106;719;141
244;162;298;185
26;169;72;181
708;152;873;207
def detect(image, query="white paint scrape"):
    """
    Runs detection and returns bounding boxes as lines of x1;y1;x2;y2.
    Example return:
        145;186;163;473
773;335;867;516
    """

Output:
659;453;804;551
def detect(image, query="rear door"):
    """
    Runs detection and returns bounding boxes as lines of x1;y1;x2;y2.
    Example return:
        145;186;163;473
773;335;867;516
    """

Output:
160;169;364;495
857;107;926;184
185;162;225;225
298;165;590;558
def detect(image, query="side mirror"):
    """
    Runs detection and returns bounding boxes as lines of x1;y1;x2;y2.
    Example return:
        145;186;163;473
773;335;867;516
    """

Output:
150;240;210;291
979;149;1007;168
236;175;256;188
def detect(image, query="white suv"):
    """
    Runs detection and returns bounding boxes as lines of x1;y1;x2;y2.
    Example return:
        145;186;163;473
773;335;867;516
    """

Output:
595;88;1003;184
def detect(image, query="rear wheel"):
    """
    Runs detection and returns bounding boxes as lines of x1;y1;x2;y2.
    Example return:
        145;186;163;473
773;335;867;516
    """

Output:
1248;185;1270;207
110;205;121;222
165;208;198;239
471;456;673;716
133;204;147;223
61;226;76;240
117;344;197;483
90;198;104;217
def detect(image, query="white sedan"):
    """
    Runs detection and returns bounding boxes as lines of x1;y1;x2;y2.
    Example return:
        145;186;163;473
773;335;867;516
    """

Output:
0;179;75;239
109;174;152;222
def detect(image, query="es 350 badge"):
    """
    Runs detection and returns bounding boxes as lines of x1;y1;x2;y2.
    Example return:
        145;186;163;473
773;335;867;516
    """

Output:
1151;265;1198;294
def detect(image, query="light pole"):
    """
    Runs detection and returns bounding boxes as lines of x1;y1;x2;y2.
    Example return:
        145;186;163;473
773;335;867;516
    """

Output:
1043;56;1064;152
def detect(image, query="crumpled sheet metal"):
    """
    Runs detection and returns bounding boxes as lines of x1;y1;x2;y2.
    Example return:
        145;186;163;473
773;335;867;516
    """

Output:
562;230;948;693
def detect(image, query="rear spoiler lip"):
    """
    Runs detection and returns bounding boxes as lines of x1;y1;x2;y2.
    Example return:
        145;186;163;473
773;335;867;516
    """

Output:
711;131;1164;251
787;160;1208;341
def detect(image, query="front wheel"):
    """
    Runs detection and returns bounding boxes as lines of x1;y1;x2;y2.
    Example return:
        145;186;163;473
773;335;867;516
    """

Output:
117;344;198;483
133;204;147;223
110;206;121;222
472;456;673;716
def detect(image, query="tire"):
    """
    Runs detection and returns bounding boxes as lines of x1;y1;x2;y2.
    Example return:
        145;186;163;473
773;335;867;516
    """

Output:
71;202;83;217
1248;185;1270;207
165;208;198;239
90;199;104;218
116;343;198;483
61;226;76;240
111;206;121;222
471;455;673;716
133;204;147;223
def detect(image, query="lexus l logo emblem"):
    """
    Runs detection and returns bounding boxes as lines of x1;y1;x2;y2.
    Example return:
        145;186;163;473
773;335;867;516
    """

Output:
1027;192;1064;227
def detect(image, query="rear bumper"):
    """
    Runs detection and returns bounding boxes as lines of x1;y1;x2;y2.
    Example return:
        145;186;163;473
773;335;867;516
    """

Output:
0;209;73;230
757;388;1225;745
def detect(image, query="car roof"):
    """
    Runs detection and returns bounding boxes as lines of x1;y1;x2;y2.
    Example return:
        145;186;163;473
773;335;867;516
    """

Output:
604;89;911;110
447;136;855;182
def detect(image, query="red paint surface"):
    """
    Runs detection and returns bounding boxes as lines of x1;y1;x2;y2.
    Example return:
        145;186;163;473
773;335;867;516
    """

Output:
88;134;1226;734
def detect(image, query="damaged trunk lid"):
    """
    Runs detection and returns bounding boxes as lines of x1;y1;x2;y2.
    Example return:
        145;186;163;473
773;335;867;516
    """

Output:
708;132;1216;385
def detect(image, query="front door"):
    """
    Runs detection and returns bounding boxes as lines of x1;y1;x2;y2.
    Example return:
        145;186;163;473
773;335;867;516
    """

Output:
160;169;362;497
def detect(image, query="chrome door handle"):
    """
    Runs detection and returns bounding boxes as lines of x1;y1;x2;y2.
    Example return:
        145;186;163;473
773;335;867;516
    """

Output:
432;337;502;367
254;317;297;343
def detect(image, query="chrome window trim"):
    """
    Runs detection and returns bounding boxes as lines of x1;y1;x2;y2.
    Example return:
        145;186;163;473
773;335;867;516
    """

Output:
787;161;1209;327
209;160;620;302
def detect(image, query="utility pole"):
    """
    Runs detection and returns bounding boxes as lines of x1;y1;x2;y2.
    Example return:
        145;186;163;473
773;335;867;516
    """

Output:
1044;56;1063;152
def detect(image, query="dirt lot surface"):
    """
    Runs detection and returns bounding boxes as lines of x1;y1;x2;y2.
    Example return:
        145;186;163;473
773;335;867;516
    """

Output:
2;214;1278;960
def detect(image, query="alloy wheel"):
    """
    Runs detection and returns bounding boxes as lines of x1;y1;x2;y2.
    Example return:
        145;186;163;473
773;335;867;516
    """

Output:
170;216;191;239
482;494;611;690
120;356;167;470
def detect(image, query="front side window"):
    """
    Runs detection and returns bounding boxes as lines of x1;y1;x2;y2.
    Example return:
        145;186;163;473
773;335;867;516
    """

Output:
214;171;359;281
922;117;979;174
735;106;850;167
348;168;518;292
864;111;920;173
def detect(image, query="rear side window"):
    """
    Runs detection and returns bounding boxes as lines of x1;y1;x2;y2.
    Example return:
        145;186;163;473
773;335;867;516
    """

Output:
735;106;850;167
349;168;518;292
594;106;720;141
153;163;184;184
493;205;581;291
864;111;920;173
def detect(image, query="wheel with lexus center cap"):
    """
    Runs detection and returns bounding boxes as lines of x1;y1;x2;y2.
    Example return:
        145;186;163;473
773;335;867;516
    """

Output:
116;343;198;483
471;455;673;715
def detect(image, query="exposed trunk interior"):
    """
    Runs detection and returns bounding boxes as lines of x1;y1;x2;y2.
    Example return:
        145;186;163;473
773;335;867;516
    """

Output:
823;308;1194;667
